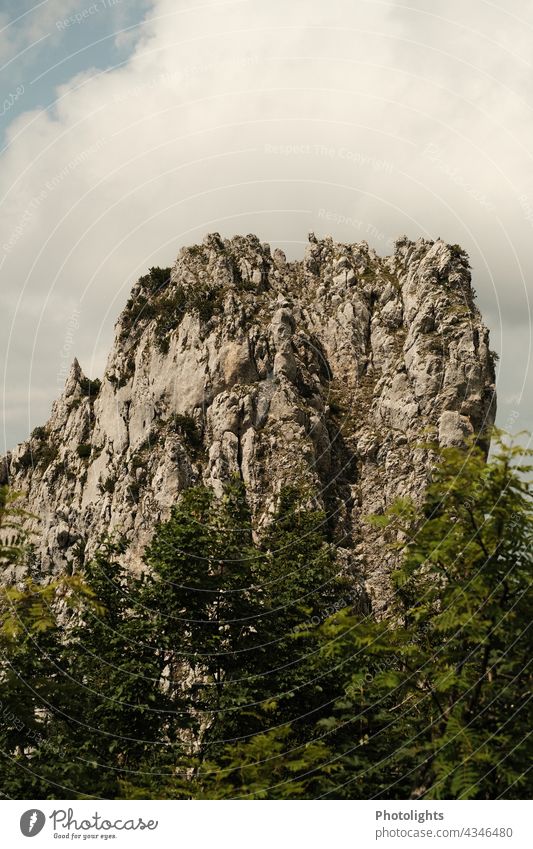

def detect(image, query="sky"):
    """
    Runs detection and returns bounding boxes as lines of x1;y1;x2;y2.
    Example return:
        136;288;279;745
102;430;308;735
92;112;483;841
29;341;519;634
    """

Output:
1;0;531;451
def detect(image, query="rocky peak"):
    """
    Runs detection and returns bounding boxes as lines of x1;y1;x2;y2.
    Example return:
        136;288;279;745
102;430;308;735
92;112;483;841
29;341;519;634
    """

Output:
3;234;496;610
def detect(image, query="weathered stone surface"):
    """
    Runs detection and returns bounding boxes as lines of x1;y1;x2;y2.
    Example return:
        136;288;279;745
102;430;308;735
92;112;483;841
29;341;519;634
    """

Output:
2;234;496;611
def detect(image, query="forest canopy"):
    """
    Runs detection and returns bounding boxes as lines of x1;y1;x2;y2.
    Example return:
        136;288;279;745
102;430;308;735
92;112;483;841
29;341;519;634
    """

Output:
0;435;531;800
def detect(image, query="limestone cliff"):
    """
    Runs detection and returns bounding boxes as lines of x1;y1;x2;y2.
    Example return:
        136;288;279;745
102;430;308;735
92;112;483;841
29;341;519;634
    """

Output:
2;233;496;610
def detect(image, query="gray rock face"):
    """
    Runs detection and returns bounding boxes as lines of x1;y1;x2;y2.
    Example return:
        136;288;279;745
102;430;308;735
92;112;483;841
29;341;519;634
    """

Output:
3;234;496;611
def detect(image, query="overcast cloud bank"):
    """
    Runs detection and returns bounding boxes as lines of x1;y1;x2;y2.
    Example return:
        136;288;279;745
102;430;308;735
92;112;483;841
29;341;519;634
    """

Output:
1;0;531;449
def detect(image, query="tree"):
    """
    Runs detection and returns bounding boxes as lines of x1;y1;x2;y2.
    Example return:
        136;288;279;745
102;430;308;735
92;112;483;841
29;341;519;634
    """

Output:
0;493;179;799
253;488;351;739
139;480;264;750
326;436;532;799
0;486;31;572
38;542;180;798
137;480;347;755
120;480;348;797
0;488;90;797
382;435;533;799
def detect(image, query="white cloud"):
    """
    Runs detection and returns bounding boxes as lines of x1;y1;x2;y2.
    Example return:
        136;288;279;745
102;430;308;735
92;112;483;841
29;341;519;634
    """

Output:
1;0;532;449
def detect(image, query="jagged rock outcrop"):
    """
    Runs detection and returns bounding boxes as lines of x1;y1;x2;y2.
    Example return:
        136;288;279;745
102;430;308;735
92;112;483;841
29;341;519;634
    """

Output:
3;234;496;610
